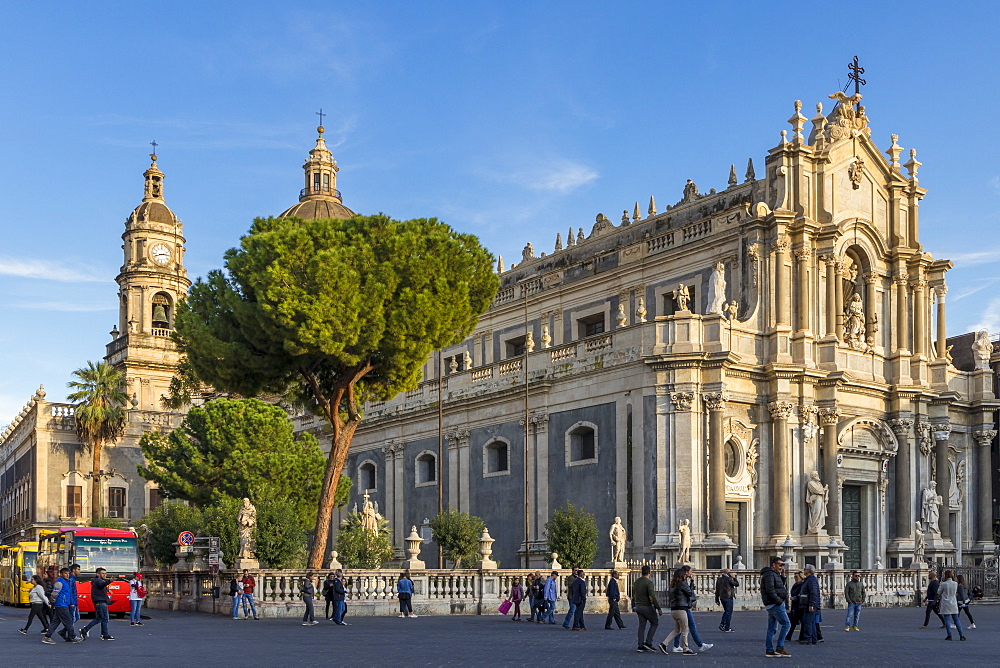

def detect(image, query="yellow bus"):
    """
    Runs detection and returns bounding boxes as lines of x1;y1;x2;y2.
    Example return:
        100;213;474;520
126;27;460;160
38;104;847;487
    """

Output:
0;542;39;606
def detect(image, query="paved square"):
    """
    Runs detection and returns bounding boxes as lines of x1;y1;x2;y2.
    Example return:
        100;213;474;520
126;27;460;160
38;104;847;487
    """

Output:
1;604;995;666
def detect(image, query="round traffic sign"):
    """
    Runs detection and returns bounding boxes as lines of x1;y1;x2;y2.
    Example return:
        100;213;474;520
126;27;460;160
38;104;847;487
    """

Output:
178;531;195;546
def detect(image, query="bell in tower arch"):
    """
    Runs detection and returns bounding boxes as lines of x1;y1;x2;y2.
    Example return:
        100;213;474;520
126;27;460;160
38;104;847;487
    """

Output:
152;303;169;329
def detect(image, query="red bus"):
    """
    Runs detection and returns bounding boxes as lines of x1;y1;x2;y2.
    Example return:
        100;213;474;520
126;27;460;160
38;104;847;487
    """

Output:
36;527;139;614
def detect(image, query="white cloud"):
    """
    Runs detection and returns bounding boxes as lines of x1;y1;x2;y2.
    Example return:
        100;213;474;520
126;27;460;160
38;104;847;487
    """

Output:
991;175;1000;193
943;249;1000;267
966;296;1000;336
0;257;103;283
496;158;599;194
949;278;1000;303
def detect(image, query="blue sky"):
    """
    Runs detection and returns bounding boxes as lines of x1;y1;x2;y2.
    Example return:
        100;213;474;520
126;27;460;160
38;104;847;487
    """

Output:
1;1;998;424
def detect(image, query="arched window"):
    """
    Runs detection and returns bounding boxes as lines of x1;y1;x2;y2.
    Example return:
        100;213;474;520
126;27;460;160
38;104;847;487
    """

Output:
151;293;172;330
566;421;599;466
484;439;510;476
359;460;377;492
415;451;437;486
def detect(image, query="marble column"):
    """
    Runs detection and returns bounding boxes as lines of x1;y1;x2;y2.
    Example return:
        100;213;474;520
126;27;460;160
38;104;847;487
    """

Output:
774;237;790;327
382;442;404;546
769;401;795;537
895;273;910;352
935;287;948;358
819;407;842;537
864;272;878;346
704;392;729;536
890;419;914;540
974;430;998;544
823;256;837;337
794;249;810;332
934;425;952;541
834;262;845;339
911;278;928;356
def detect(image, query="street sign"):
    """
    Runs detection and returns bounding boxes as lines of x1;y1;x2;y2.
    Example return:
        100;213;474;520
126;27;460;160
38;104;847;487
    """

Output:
178;531;195;546
179;545;191;553
209;536;219;549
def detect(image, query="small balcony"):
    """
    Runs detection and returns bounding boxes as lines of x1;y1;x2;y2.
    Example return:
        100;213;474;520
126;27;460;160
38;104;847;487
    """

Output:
300;186;341;200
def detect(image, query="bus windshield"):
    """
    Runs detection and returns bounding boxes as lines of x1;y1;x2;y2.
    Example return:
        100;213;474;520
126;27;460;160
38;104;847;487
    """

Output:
74;537;139;574
21;551;37;581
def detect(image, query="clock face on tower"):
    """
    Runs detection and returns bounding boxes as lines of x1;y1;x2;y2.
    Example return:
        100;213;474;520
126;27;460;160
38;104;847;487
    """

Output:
150;243;172;266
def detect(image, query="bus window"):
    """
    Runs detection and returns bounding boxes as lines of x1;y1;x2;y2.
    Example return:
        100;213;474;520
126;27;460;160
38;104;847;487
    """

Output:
21;551;37;581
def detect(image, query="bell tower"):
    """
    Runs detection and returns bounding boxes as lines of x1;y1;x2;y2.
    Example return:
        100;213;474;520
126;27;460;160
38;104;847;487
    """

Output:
104;150;191;411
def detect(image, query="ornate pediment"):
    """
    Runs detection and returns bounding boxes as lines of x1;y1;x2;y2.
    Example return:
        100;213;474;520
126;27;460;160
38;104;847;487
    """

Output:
824;92;871;143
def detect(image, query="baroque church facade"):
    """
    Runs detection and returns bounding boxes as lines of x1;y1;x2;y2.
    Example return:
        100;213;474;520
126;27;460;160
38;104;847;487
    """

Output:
303;92;1000;570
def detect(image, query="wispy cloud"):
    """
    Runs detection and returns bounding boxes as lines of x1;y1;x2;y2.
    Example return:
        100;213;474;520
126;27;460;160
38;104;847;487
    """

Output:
966;296;1000;335
484;157;599;194
943;249;1000;267
10;302;115;312
990;175;1000;193
950;277;1000;303
0;257;103;283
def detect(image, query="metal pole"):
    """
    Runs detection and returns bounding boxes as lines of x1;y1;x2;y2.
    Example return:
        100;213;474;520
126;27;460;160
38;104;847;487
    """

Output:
523;288;530;569
437;348;444;568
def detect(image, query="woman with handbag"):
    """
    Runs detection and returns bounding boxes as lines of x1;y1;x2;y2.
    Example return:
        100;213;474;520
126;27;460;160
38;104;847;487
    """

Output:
955;574;976;629
657;567;697;655
509;578;525;621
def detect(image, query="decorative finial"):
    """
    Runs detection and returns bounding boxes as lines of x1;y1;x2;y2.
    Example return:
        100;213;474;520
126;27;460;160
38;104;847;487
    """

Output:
904;148;921;181
622;209;630;225
745;158;755;182
554;232;563;251
577;227;585;244
794;100;802;112
316;108;326;134
648;195;657;216
149;140;158;163
847;55;866;98
816;102;823;114
780;129;788;145
496;255;505;273
886;134;903;171
728;164;738;187
566;226;576;247
633;201;641;222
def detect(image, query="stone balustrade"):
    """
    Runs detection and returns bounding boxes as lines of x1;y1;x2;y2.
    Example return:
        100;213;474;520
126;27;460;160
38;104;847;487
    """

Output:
140;567;925;619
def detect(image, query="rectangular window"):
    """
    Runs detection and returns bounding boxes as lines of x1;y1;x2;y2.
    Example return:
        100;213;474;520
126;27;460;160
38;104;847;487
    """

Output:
108;487;126;518
577;313;605;339
663;285;696;316
66;485;82;517
148;488;163;512
505;335;526;359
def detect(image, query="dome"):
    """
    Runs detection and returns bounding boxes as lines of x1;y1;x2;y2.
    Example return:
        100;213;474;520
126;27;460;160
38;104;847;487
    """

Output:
127;200;178;225
277;199;355;221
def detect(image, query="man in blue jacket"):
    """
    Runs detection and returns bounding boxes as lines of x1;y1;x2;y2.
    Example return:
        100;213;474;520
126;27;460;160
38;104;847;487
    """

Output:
605;570;625;629
570;569;588;630
43;567;81;644
798;565;822;644
543;571;558;624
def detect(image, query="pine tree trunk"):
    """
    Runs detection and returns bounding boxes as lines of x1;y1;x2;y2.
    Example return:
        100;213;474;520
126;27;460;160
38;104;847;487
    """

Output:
91;439;103;525
308;427;357;569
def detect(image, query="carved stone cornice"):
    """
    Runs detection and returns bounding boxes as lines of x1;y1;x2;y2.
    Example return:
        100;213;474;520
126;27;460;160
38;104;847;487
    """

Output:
818;407;841;426
703;392;730;411
889;418;914;435
670;392;695;412
973;430;998;447
768;401;794;421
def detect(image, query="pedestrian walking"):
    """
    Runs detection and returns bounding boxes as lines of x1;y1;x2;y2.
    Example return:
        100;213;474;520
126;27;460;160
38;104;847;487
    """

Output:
633;564;662;653
128;572;145;626
562;567;579;628
531;571;546;622
937;570;965;640
798;565;821;644
657;567;697;655
69;563;81;625
525;571;539;621
78;567;115;641
322;572;337;620
397;571;415;618
670;566;713;653
955;574;976;629
570;569;588;630
241;569;259;619
919;571;946;629
786;572;804;641
230;574;244;620
761;555;792;658
510;578;525;621
715;568;738;632
300;572;318;625
42;567;81;644
331;569;348;625
543;570;558;624
19;574;50;635
605;570;625;630
845;570;866;631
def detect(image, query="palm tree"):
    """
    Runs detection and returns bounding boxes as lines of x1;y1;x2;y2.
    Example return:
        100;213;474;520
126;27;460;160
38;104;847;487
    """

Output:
67;361;128;525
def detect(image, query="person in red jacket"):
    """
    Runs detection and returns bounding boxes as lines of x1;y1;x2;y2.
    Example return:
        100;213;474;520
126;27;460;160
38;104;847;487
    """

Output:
241;570;259;620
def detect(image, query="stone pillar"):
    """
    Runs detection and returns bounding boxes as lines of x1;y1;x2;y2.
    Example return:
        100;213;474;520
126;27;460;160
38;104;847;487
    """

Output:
864;272;878;347
934;425;952;541
769;401;795;538
774;237;790;327
823;256;837;337
530;411;550;543
974;430;998;544
912;278;927;356
447;431;460;511
819;407;842;537
794;249;810;332
935;287;948;358
895;273;910;352
704;392;729;536
834;262;845;339
382;442;402;546
890;419;914;540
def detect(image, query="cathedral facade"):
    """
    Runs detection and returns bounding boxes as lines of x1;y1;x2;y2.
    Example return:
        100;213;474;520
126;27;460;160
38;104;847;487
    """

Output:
313;92;1000;570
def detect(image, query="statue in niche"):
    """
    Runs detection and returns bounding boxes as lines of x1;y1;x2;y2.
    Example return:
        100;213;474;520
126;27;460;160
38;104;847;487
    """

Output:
615;303;628;328
361;491;380;536
707;262;727;315
805;471;829;534
672;284;691;312
635;297;647;323
237;497;257;560
914;522;925;560
724;300;739;322
609;517;627;563
972;330;992;369
921;482;942;535
843;293;866;349
678;519;692;563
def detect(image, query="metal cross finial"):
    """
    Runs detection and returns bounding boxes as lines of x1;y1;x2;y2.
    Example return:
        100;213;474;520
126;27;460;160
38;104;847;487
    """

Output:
150;140;158;153
847;56;866;96
316;108;326;126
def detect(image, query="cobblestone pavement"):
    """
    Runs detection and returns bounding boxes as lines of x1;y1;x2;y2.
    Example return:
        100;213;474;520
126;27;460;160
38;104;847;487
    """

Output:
1;604;996;666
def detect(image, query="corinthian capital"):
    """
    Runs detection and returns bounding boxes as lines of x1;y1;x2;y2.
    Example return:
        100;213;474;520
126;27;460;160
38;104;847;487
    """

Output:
973;430;998;446
768;401;794;421
670;392;695;412
932;423;951;441
772;237;790;253
817;407;841;426
889;418;914;435
703;392;730;411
